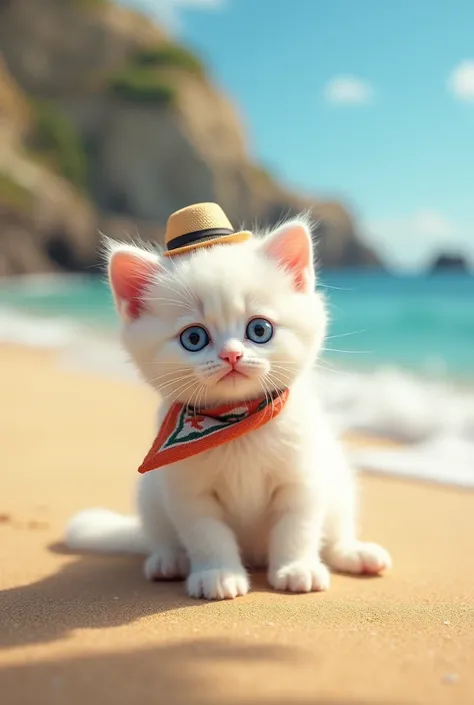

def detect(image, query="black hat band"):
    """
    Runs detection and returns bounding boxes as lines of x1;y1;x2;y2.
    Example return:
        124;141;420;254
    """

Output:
167;227;234;251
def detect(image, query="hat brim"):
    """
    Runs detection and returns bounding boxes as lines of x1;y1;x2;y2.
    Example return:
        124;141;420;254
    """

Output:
162;231;252;257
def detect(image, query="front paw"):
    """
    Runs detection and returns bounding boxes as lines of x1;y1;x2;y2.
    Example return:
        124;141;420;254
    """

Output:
187;567;249;600
326;541;392;575
269;561;330;593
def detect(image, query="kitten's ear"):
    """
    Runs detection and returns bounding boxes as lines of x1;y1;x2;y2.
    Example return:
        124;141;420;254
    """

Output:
260;220;315;293
106;242;161;321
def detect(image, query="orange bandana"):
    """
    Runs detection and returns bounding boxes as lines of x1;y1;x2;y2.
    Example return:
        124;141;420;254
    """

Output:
138;388;289;473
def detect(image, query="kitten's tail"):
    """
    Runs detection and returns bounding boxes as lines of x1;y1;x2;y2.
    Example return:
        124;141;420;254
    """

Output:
65;508;148;555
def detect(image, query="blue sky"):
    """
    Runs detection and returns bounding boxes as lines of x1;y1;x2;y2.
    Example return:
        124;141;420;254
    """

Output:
122;0;474;269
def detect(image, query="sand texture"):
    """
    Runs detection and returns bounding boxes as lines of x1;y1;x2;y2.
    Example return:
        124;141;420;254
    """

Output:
1;344;473;705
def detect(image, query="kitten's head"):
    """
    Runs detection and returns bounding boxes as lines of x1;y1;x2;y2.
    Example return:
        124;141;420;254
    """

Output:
106;218;327;407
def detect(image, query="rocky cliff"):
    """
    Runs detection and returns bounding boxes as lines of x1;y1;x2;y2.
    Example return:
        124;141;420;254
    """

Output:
0;0;382;276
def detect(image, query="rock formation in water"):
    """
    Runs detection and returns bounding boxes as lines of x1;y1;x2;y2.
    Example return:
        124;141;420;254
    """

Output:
430;253;470;273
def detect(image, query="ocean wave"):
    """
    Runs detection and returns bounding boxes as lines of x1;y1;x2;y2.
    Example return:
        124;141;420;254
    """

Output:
0;306;81;348
318;366;474;488
1;305;473;489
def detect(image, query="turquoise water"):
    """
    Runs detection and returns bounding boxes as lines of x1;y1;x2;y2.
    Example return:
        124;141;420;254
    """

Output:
319;271;474;378
2;269;474;487
0;271;473;379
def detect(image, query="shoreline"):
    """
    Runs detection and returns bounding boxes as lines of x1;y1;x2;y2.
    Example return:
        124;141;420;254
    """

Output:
2;339;474;489
4;333;474;488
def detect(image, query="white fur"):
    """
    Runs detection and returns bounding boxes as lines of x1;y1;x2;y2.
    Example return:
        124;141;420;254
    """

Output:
65;219;391;600
66;509;147;554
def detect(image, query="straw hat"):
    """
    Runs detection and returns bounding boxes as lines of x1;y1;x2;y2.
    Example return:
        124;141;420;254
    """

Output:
162;202;252;257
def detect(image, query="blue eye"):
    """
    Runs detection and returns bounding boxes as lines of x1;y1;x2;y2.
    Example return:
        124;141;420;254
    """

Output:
246;318;274;344
179;325;210;352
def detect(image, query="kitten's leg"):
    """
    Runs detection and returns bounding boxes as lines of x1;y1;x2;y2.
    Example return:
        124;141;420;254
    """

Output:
322;485;392;576
138;473;189;581
267;485;330;593
170;493;249;600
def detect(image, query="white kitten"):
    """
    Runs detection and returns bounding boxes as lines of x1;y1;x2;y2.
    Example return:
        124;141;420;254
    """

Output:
66;218;391;600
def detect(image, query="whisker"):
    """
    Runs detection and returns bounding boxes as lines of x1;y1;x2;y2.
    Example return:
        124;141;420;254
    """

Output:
322;347;373;355
325;329;368;340
313;361;351;377
261;375;276;418
271;363;298;373
266;371;292;394
318;283;354;291
257;376;270;410
150;376;189;390
150;369;192;385
152;373;196;392
258;375;270;412
186;381;202;416
200;382;209;412
271;364;299;380
160;377;199;403
269;380;276;418
267;368;292;383
195;383;207;414
148;368;190;381
149;367;194;384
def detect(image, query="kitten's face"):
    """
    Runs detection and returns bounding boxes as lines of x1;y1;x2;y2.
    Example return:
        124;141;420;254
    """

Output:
109;221;327;407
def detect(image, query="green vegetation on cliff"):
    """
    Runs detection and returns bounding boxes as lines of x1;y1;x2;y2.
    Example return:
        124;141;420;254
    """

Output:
0;172;33;211
109;69;177;106
108;42;203;106
28;101;88;190
134;43;204;75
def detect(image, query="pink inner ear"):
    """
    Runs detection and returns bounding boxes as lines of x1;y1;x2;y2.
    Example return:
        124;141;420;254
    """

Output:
264;224;313;292
109;250;158;319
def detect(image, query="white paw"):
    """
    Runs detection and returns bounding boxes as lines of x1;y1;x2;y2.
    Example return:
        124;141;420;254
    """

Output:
187;567;249;600
327;541;392;575
144;550;189;581
269;561;330;593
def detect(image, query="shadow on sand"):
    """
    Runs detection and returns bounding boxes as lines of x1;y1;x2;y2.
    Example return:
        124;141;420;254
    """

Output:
0;638;410;705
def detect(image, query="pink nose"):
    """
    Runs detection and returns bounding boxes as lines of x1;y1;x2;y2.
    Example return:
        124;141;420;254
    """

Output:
219;349;243;366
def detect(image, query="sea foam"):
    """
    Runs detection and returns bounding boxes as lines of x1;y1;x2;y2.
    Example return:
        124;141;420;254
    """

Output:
1;305;473;488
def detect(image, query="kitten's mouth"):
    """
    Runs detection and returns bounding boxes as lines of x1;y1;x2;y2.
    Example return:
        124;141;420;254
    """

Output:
218;369;248;383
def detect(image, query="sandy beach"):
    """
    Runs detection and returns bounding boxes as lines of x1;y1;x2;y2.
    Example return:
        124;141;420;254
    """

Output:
1;343;473;705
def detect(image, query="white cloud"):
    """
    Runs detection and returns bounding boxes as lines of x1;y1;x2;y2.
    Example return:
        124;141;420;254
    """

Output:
409;210;455;238
365;210;472;270
448;60;474;102
324;75;373;106
119;0;224;31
